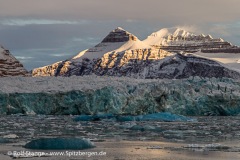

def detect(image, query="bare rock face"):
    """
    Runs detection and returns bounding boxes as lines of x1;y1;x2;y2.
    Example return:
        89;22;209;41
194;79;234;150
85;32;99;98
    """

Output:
101;27;138;42
39;48;172;77
42;53;240;79
0;46;28;77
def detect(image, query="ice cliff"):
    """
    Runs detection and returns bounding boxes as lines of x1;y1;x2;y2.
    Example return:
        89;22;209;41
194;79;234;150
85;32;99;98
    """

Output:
0;76;240;116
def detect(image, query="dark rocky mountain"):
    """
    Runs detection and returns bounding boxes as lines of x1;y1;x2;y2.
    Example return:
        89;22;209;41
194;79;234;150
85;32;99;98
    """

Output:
0;46;28;77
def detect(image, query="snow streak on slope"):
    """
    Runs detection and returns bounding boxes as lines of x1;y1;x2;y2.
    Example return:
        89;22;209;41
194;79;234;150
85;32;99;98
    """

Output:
72;42;126;60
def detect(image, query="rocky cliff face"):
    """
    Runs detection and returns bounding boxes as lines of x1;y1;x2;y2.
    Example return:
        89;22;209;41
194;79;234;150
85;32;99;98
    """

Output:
32;27;240;79
144;28;240;53
101;27;138;42
0;46;28;77
39;53;240;79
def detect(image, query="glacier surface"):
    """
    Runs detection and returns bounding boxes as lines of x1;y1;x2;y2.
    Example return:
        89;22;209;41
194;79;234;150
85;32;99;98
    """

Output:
1;76;240;116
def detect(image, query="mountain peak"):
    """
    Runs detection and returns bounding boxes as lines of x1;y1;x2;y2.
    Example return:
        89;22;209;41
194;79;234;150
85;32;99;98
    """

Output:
101;27;138;43
0;45;28;77
115;27;125;31
149;27;195;38
172;28;195;38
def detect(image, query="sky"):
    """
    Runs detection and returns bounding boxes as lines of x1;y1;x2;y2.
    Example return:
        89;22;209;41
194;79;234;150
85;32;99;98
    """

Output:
0;0;240;70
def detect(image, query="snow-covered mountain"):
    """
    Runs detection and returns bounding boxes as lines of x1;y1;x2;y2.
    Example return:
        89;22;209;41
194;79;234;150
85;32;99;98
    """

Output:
144;27;240;72
0;46;28;77
32;27;172;77
32;27;240;79
72;27;151;61
144;27;240;53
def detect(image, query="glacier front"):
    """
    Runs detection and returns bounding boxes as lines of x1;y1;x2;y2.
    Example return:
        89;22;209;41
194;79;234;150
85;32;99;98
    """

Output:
0;76;240;116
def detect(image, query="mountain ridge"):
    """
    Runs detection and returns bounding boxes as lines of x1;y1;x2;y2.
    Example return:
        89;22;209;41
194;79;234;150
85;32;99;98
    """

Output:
32;27;240;79
144;27;239;53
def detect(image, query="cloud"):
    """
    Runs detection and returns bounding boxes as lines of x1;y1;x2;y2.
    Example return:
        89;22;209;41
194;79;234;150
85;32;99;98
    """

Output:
0;0;240;23
15;56;33;60
0;19;88;26
174;25;199;34
72;38;85;42
126;19;137;23
50;53;72;57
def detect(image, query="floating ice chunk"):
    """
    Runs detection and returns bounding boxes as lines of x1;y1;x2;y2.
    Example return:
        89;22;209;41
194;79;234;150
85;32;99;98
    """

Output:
116;122;137;129
204;143;230;149
24;138;95;150
3;134;19;139
139;112;194;122
185;144;203;148
205;143;221;148
185;143;230;150
142;125;156;130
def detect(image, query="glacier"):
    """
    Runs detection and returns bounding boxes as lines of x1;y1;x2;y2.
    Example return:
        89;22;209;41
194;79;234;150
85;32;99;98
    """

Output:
0;76;240;116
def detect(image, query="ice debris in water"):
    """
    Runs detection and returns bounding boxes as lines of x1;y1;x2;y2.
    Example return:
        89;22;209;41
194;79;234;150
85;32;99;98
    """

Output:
185;143;230;149
74;112;196;122
3;134;19;139
24;138;95;150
